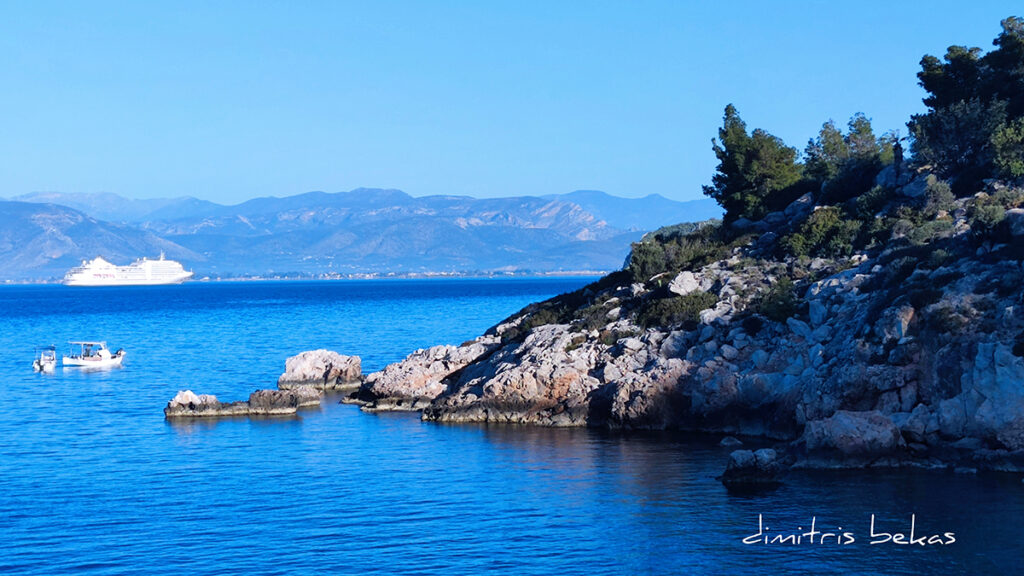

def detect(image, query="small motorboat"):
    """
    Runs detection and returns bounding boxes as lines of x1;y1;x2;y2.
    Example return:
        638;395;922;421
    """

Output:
63;341;126;369
33;345;57;372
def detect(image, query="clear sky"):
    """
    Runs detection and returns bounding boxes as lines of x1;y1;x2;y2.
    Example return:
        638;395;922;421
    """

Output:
0;1;1019;203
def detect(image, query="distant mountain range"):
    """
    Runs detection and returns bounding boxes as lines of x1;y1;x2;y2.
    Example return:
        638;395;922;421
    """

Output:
1;189;719;280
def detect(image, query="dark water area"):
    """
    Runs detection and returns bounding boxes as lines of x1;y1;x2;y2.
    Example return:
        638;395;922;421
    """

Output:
0;279;1021;575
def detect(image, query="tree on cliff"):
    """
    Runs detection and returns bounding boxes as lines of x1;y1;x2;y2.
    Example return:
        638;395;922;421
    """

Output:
806;114;893;203
910;16;1024;193
702;104;803;223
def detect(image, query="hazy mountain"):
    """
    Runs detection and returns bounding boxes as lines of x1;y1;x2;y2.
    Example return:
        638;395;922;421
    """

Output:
11;192;222;223
2;188;715;280
0;201;201;280
547;190;721;231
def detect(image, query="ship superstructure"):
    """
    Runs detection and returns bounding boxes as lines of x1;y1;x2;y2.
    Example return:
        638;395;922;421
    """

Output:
62;253;193;286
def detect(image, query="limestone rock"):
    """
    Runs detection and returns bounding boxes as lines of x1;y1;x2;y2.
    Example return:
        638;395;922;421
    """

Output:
164;390;249;418
809;301;827;327
900;176;929;199
164;386;322;419
1006;208;1024;237
784;192;814;219
278;350;362;390
668;271;709;296
247;388;320;415
362;336;501;410
803;410;905;462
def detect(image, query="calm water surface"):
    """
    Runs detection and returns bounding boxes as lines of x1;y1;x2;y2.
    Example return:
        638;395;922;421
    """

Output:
0;279;1021;575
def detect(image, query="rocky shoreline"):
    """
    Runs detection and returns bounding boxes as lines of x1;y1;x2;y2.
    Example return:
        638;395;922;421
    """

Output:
161;175;1024;481
342;172;1024;479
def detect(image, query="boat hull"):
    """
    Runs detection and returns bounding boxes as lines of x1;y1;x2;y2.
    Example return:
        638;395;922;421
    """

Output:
33;359;56;372
62;353;126;368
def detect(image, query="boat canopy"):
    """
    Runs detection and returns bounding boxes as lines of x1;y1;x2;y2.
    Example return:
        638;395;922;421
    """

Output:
68;341;107;346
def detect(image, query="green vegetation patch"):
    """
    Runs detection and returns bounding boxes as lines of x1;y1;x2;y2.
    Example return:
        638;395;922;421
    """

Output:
636;291;718;329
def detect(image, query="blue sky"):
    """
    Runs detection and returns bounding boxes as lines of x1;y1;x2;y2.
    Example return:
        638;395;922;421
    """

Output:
0;1;1018;203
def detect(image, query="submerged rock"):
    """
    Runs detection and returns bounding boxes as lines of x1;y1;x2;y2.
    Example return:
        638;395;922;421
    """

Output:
278;350;362;391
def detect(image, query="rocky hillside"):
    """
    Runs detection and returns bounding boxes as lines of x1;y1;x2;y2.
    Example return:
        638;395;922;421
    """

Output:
352;166;1024;472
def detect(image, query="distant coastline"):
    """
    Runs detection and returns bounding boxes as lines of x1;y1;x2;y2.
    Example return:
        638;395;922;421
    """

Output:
1;270;609;286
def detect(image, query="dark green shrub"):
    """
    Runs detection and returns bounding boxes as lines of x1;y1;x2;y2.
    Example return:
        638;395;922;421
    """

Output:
741;314;765;336
636;291;719;329
780;233;809;258
627;224;728;282
854;185;892;219
820;157;883;205
564;334;587;352
780;207;862;258
927;248;952;268
924;178;956;217
926;305;968;333
993;118;1024;179
908;287;943;309
908;220;954;245
969;203;1007;240
758;277;800;322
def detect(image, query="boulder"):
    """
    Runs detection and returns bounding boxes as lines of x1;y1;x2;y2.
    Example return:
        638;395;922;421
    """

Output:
731;218;757;231
248;389;304;415
720;449;782;486
809;301;828;327
803;410;905;461
786;317;813;340
762;211;787;227
967;342;1024;449
290;384;324;408
1006;208;1024;237
937;397;966;439
668;271;707;296
783;192;814;219
874;305;914;344
899;176;929;199
278;350;362;390
875;164;897;188
721;344;739;361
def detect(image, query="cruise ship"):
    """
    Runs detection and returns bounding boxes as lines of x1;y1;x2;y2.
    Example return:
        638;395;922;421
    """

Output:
62;253;194;286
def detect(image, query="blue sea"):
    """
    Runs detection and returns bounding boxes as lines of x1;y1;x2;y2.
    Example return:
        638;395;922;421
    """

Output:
0;279;1021;575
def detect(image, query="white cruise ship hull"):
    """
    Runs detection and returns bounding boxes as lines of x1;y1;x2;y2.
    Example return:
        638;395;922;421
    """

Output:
62;255;194;286
63;274;193;286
